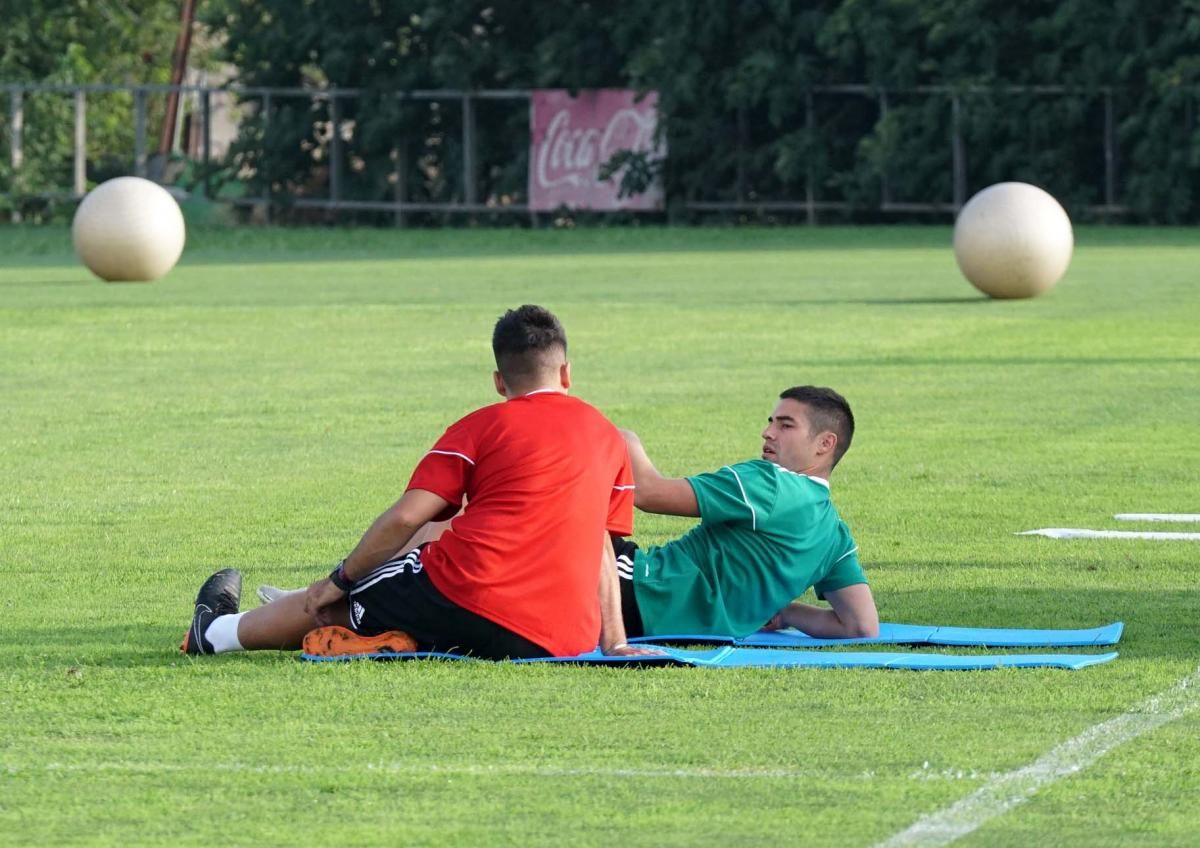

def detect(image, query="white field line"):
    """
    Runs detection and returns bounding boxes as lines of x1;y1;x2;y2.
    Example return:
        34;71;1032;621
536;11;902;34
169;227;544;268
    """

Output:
1018;528;1200;540
874;664;1200;848
1114;513;1200;523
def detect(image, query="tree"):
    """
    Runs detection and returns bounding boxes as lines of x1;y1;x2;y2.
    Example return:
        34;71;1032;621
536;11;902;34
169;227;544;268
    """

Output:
0;0;186;219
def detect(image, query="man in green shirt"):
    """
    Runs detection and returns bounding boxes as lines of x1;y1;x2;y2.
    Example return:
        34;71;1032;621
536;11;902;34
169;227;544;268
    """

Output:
615;385;879;640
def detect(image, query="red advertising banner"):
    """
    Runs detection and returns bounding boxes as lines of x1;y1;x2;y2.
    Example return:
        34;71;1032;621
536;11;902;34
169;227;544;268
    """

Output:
529;89;664;211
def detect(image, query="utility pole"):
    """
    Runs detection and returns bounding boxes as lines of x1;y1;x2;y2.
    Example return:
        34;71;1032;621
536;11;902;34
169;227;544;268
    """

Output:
159;0;197;157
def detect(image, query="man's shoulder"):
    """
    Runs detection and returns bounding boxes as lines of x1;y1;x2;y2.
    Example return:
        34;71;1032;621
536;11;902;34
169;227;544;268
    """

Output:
703;459;790;486
769;463;831;491
446;400;508;430
459;394;622;447
453;394;598;422
695;458;768;477
507;392;608;416
554;393;610;418
540;395;625;439
730;458;775;474
753;463;836;516
697;460;835;494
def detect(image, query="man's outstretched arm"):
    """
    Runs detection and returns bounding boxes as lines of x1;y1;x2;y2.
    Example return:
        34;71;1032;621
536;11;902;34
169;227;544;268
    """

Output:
764;583;880;639
620;429;699;517
236;488;455;648
305;488;452;616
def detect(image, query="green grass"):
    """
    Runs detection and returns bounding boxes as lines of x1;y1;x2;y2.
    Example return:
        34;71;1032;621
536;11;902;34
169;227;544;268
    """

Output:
1;224;1198;847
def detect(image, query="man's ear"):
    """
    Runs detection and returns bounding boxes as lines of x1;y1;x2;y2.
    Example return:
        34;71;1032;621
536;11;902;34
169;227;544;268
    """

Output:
817;431;838;457
493;370;507;397
559;361;571;390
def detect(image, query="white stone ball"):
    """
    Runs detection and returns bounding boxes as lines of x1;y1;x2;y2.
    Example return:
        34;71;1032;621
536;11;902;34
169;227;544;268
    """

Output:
72;176;186;282
953;182;1073;299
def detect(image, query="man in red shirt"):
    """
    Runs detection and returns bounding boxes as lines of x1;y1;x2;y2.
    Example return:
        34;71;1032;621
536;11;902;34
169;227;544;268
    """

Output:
181;305;649;660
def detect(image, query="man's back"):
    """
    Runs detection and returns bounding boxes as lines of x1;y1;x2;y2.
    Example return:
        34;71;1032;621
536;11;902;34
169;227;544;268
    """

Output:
631;459;863;637
411;391;634;655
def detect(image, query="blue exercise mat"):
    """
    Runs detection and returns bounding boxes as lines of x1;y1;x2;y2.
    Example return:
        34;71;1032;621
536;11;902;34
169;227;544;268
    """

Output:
697;648;1118;670
629;621;1124;649
299;645;1118;671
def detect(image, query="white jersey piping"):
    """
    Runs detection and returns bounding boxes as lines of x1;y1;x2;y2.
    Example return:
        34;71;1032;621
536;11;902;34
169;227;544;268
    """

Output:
426;449;475;465
722;465;757;531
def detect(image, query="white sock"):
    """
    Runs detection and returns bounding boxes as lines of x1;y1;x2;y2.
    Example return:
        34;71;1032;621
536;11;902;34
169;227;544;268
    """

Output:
205;613;246;653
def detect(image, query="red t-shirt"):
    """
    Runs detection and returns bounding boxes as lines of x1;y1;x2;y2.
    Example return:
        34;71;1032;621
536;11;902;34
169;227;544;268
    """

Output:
405;391;634;656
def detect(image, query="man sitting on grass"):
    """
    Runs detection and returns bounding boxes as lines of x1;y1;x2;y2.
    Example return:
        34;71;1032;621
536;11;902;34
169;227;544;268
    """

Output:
180;304;653;660
614;386;879;641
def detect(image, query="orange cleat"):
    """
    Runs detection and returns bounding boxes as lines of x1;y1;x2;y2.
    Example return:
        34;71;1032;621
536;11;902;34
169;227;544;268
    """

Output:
302;625;417;657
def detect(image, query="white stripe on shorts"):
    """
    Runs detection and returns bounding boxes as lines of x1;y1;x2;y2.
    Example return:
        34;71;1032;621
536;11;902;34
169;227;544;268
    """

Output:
351;549;422;595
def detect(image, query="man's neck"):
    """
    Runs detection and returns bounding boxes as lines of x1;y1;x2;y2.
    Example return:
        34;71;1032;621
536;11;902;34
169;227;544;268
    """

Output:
505;385;567;400
781;460;833;483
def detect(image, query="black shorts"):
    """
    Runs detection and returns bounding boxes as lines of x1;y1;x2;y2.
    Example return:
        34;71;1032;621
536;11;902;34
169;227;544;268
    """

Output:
348;546;551;660
612;535;645;639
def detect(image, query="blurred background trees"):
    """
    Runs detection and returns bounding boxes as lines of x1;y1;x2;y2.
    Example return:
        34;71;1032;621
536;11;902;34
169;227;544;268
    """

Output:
5;0;1200;222
0;0;184;213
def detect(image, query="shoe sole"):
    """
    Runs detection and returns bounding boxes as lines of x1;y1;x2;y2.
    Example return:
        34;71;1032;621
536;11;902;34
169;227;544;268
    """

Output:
302;625;417;657
179;605;211;655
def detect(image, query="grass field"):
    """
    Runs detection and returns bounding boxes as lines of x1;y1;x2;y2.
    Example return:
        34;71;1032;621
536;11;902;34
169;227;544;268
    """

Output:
1;224;1197;847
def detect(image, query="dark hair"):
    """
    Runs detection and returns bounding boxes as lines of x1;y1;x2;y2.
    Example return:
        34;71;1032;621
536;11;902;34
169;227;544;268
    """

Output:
779;386;855;468
492;305;568;387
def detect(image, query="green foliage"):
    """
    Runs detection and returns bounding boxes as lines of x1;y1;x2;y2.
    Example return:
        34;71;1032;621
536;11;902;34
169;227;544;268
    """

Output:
0;0;183;218
814;0;1200;220
200;0;627;218
200;0;1200;221
597;149;663;199
8;2;1200;220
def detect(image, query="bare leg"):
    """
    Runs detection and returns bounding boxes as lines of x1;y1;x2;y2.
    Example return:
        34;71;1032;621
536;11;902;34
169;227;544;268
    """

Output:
256;586;303;605
235;591;351;651
246;514;462;636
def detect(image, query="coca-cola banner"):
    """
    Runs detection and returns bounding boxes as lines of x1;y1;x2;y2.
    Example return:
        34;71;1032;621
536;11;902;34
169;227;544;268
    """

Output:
529;89;664;211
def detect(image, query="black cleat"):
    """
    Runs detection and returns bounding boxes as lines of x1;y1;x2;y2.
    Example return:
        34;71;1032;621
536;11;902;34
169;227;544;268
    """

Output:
180;568;242;655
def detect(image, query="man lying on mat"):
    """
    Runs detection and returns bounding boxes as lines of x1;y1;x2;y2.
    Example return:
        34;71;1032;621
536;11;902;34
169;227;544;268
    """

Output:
180;304;655;660
614;386;880;641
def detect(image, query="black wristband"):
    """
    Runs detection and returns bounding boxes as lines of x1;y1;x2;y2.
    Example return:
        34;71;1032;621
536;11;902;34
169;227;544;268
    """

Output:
328;560;356;593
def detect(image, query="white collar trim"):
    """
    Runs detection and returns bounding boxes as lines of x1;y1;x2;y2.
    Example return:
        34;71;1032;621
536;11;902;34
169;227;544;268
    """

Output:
765;460;830;488
516;388;566;398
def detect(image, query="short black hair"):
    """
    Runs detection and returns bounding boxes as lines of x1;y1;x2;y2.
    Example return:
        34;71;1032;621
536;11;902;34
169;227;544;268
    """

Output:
779;386;855;468
492;305;568;387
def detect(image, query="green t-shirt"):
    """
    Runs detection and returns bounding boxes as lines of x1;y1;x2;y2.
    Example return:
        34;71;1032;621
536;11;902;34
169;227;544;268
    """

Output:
632;459;865;637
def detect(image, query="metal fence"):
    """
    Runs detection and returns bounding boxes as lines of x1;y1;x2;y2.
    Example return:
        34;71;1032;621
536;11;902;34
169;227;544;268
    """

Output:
1;81;1128;224
700;83;1125;222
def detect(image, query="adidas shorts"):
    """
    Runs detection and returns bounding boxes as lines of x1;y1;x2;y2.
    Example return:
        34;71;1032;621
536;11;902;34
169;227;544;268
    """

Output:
347;545;551;660
611;535;645;638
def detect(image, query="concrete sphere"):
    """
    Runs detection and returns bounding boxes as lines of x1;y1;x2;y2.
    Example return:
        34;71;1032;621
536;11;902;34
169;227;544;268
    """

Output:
72;177;186;282
953;182;1073;299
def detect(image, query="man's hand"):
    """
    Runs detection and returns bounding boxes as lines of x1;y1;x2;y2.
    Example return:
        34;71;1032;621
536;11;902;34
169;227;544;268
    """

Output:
762;586;880;639
761;611;789;631
304;577;346;626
